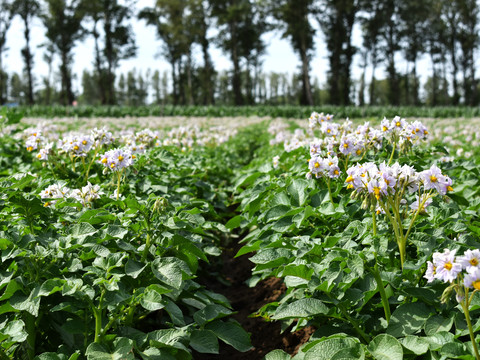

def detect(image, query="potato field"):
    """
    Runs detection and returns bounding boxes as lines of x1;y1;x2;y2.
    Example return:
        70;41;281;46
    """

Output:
0;108;479;360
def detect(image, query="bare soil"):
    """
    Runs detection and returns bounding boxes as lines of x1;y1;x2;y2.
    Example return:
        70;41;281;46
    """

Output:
196;241;315;360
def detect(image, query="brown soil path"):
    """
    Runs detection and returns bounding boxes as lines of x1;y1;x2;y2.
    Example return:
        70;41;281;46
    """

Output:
195;241;314;360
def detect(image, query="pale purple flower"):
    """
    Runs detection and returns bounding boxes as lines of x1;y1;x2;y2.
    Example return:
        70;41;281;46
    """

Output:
435;249;462;283
424;261;436;283
464;267;480;290
460;249;480;274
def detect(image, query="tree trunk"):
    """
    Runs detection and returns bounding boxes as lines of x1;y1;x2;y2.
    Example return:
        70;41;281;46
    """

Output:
104;10;116;105
201;39;214;105
369;47;377;105
60;50;73;105
93;20;106;104
22;14;34;105
0;45;5;104
412;58;419;105
299;38;313;106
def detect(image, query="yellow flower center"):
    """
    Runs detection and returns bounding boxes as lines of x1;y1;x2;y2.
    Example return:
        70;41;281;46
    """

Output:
430;175;437;183
382;126;388;132
37;154;42;158
346;176;354;183
343;143;349;148
334;169;339;175
314;162;320;168
444;262;452;271
110;163;115;168
327;129;331;133
447;186;453;192
328;162;333;166
473;280;480;290
385;179;390;185
356;149;362;155
73;145;79;151
396;121;401;127
470;258;479;266
27;146;33;152
118;155;124;161
82;140;87;145
424;130;428;135
101;158;108;164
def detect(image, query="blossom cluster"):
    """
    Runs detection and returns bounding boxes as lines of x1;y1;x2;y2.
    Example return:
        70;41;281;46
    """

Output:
425;249;480;290
346;162;453;202
98;148;134;172
380;116;428;145
307;155;341;179
40;182;104;207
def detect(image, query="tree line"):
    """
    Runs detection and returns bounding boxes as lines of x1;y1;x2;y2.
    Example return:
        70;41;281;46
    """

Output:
0;0;479;107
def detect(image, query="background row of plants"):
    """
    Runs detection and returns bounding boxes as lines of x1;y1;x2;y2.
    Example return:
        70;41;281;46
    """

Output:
228;116;480;359
6;105;480;120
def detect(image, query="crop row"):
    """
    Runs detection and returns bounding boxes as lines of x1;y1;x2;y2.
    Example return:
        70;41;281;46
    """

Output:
6;105;480;120
230;113;480;359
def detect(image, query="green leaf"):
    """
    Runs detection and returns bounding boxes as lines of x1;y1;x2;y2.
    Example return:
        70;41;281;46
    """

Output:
189;330;219;354
400;335;429;355
287;179;309;207
387;303;431;337
193;304;233;326
440;342;470;359
262;205;292;223
225;215;245;230
367;334;403;360
424;314;454;336
250;248;291;266
70;223;97;241
10;289;41;316
272;298;329;320
103;224;128;239
35;353;66;360
303;337;363;360
206;320;252;352
424;331;455;351
2;319;28;343
265;349;291;360
85;337;135;360
125;259;147;279
148;329;189;352
140;288;165;311
151;257;184;289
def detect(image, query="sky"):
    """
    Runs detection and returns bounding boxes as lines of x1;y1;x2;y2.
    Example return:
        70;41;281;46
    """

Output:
3;0;431;101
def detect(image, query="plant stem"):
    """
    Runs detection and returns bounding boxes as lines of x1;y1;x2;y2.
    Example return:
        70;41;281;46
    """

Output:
85;147;99;181
368;262;391;323
461;293;480;360
326;178;334;205
142;232;151;261
116;170;122;200
337;303;370;344
388;142;396;165
94;288;106;343
372;211;377;236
